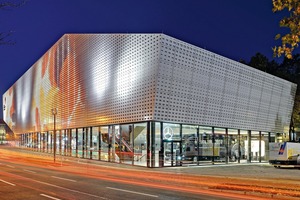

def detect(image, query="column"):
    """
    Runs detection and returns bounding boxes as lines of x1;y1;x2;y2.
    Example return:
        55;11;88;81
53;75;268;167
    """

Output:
259;131;262;162
159;122;164;167
146;121;151;168
150;122;155;168
225;128;229;164
212;127;215;164
247;130;251;163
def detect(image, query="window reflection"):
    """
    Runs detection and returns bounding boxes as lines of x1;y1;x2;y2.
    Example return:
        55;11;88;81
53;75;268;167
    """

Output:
133;123;147;167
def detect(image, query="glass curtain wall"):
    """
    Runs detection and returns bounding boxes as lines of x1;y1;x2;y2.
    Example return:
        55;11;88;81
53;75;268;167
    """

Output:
270;133;276;142
67;129;72;156
133;123;147;167
48;131;53;153
228;129;239;162
83;128;89;159
153;122;161;167
240;130;248;163
182;125;198;165
162;123;181;167
100;126;109;161
78;129;83;158
61;130;66;156
262;132;269;161
55;130;60;156
251;131;264;162
214;128;226;164
17;121;274;167
71;129;77;157
198;126;213;164
58;130;62;155
91;127;99;160
109;126;119;163
37;132;44;152
120;124;134;165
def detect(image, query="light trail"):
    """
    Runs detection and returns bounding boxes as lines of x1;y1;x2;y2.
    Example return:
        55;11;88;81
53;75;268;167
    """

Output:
106;187;158;198
0;171;108;200
0;179;16;186
51;176;77;182
1;147;300;199
40;194;61;200
23;169;37;174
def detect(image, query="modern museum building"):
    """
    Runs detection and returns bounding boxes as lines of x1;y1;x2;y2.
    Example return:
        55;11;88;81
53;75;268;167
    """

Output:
3;34;297;167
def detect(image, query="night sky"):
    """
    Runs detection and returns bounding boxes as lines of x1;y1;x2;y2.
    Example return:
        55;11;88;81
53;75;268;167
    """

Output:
0;0;289;118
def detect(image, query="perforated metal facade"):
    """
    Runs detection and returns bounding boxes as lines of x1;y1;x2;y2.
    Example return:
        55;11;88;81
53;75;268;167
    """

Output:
2;34;296;134
154;35;297;133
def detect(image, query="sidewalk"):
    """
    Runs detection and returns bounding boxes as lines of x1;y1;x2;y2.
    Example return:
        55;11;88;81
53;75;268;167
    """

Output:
2;145;299;179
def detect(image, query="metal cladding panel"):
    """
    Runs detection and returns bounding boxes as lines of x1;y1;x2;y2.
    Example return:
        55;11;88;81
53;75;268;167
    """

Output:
154;35;297;133
3;34;161;134
3;33;297;134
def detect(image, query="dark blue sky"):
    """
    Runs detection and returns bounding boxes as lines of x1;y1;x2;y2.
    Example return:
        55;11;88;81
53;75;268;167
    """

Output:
0;0;288;118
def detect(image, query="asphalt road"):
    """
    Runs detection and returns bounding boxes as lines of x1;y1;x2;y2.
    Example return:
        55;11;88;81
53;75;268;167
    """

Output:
2;146;300;200
0;152;234;200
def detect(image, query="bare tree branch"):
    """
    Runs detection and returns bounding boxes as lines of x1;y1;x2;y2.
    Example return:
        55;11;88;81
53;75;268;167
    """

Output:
0;31;15;45
0;0;27;9
0;1;27;45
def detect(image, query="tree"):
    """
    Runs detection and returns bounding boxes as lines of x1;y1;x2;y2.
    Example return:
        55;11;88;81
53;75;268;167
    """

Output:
248;52;269;71
267;60;280;75
0;1;26;44
273;0;300;59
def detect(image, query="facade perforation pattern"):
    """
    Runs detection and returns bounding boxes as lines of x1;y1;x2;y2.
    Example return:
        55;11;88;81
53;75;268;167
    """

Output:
3;34;162;133
154;34;296;133
2;33;296;134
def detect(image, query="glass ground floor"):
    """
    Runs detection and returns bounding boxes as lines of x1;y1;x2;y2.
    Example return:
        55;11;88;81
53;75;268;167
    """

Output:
17;121;287;167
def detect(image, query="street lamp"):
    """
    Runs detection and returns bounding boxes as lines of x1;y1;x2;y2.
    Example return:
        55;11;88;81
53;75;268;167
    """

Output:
52;108;57;163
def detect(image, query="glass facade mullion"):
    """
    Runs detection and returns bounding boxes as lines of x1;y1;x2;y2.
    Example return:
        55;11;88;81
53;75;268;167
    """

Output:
146;122;150;167
159;122;163;167
15;121;272;168
98;127;101;161
225;128;228;164
59;130;62;155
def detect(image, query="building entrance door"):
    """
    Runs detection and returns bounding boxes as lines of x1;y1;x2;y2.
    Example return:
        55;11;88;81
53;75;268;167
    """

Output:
163;141;182;167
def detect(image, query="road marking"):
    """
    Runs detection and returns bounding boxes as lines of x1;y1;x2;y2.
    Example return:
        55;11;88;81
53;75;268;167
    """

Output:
1;171;107;199
35;180;106;199
23;169;37;174
106;187;158;198
0;179;16;186
40;194;61;200
51;176;77;182
6;165;15;168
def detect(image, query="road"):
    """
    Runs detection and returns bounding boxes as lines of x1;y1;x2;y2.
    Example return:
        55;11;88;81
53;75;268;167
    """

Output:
1;146;298;200
0;147;242;200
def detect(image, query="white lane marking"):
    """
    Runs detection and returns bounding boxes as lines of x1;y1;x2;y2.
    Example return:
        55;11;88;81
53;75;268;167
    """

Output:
2;171;107;199
40;194;61;200
51;176;77;182
23;169;37;174
106;187;158;198
34;179;106;199
0;179;16;186
6;165;15;168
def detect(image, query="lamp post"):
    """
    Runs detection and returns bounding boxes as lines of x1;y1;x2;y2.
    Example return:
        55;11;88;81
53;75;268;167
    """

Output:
52;108;57;163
